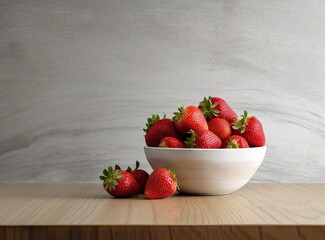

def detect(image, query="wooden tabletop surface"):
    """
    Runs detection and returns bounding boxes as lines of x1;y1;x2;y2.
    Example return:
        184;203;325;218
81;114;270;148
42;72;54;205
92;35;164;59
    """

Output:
1;183;325;226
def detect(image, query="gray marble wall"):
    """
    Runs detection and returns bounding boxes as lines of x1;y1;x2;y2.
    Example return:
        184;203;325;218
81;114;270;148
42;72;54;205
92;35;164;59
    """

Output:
1;0;325;182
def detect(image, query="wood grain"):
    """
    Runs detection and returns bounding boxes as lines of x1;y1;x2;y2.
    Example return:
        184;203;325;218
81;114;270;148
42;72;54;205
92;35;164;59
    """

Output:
1;183;325;239
1;226;325;240
0;183;325;226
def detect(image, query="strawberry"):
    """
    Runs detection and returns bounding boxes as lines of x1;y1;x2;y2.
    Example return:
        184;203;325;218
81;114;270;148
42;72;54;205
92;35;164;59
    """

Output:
199;96;237;122
144;114;181;147
232;110;266;147
185;129;222;148
172;105;208;134
99;166;139;197
159;137;186;148
208;118;232;141
145;168;178;199
125;161;149;194
221;135;249;148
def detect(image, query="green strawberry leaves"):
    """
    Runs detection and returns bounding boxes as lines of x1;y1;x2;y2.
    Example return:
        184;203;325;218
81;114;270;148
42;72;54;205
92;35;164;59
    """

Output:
135;160;140;170
226;138;240;148
172;105;185;122
199;96;220;121
232;110;252;134
143;113;166;133
126;160;140;172
99;166;123;191
184;130;197;148
99;175;106;181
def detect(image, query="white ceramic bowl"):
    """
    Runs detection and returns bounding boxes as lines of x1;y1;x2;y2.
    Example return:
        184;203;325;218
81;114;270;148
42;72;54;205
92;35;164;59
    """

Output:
144;146;267;195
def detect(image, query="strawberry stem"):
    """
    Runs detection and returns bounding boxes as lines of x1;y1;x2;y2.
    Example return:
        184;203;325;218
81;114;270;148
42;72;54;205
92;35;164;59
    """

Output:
226;138;240;148
99;166;123;191
184;130;197;148
172;105;185;122
135;161;140;170
199;96;220;121
158;142;167;147
232;110;251;134
126;161;141;172
115;164;121;170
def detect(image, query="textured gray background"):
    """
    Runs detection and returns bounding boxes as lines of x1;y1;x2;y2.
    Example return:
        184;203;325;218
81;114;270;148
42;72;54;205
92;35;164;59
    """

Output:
1;0;325;182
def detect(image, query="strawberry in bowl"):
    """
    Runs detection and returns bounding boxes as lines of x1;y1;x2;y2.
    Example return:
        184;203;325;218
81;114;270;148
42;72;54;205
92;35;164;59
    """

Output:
143;97;267;195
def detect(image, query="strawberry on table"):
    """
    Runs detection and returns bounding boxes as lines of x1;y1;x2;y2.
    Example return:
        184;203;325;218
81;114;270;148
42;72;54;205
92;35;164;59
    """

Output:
232;110;266;147
144;114;181;147
221;135;249;148
185;129;222;148
159;137;185;148
172;105;208;134
208;117;232;141
124;161;149;194
199;96;237;122
145;168;178;199
99;166;140;197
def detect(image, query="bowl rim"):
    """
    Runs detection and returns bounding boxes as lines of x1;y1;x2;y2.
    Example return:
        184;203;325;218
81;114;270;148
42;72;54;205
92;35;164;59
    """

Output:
144;146;267;151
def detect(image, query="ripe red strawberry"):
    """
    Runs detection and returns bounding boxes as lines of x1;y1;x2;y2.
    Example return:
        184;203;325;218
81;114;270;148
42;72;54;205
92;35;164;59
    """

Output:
144;114;181;147
172;105;208;134
145;168;178;199
99;166;139;197
125;161;149;194
221;135;249;148
208;118;232;141
199;96;237;122
159;137;185;148
185;129;222;148
232;110;266;147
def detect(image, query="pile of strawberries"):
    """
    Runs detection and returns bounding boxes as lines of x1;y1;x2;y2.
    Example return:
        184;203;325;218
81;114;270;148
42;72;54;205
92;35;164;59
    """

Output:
100;96;266;200
99;161;178;199
144;96;266;149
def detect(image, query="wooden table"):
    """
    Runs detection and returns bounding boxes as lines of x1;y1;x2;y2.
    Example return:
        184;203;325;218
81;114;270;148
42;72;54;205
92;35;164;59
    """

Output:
0;183;324;240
